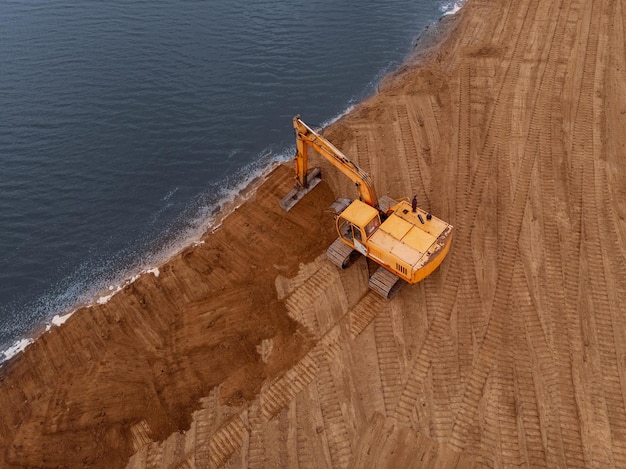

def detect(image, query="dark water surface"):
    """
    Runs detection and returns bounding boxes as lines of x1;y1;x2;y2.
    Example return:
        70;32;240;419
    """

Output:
0;0;458;357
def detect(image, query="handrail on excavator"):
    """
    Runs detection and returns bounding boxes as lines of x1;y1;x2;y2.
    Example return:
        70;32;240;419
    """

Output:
292;115;379;208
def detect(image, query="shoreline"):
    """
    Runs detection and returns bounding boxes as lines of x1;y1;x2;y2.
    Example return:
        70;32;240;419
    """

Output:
0;2;465;367
0;156;278;365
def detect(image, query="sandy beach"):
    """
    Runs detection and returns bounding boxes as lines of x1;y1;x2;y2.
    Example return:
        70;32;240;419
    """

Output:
2;0;626;466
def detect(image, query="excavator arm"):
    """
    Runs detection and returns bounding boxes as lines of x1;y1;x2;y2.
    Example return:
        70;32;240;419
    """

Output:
280;115;378;211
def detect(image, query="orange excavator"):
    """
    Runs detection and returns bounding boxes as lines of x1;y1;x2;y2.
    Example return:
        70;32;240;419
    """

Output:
280;116;453;298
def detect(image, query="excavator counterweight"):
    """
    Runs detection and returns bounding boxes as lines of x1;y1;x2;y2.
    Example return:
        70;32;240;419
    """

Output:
280;116;453;298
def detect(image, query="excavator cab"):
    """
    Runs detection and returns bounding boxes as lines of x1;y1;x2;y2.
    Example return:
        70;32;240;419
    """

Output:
335;200;380;256
337;217;367;255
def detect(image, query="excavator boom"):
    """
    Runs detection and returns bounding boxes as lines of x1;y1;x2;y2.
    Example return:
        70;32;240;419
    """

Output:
280;116;378;211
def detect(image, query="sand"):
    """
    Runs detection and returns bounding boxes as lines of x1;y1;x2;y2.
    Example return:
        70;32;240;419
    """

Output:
2;0;626;466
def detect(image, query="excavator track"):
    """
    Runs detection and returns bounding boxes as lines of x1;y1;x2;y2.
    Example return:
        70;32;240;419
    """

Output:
326;238;361;269
368;266;405;299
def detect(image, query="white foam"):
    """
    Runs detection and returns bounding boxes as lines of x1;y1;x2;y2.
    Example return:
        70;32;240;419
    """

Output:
97;286;120;305
94;266;162;305
2;338;33;363
441;0;465;16
320;105;356;128
162;187;178;202
51;311;73;327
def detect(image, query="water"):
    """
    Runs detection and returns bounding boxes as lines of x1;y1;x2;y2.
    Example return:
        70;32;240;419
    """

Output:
0;0;459;358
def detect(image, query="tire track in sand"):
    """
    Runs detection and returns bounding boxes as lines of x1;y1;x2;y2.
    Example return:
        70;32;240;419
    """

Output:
554;0;610;466
392;0;544;438
578;2;626;451
510;272;549;468
373;309;403;416
448;0;567;456
530;2;583;465
354;128;372;175
394;104;429;206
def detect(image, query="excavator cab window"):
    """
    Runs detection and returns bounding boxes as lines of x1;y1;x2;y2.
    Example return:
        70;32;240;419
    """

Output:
337;217;352;241
364;216;380;238
352;225;363;243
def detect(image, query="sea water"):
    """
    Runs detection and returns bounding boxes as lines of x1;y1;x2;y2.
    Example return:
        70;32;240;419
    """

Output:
0;0;462;361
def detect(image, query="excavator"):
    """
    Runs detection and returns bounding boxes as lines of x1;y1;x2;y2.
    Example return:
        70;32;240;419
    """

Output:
280;116;453;298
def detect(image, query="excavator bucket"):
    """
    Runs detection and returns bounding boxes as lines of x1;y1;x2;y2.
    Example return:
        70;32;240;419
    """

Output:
279;168;322;211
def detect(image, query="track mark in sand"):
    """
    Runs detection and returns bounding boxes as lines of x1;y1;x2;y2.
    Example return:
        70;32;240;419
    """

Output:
454;0;545;230
206;415;247;469
185;394;219;467
247;404;266;469
173;410;247;469
533;9;576;465
527;0;596;465
581;2;626;464
192;422;210;467
516;83;576;463
455;65;472;213
456;0;587;461
475;0;569;460
600;181;626;468
392;258;462;430
493;265;528;467
373;309;402;415
552;0;612;466
130;427;186;468
430;327;460;440
349;292;387;338
354;129;372;175
523;313;567;466
185;307;348;467
260;325;344;422
175;459;193;469
275;253;327;298
253;290;389;467
511;291;548;467
318;322;343;362
450;55;542;449
284;263;339;336
583;162;626;466
129;420;152;453
455;271;478;383
260;354;319;421
135;393;220;469
447;247;519;454
394;104;428;204
392;281;458;429
144;440;164;469
392;0;546;443
311;345;353;469
391;0;545;432
293;403;316;469
447;267;536;460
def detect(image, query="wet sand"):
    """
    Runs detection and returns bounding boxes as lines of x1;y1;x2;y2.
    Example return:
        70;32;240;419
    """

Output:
2;0;626;466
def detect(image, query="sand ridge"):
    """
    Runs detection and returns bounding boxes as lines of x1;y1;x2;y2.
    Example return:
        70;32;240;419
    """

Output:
2;0;626;466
